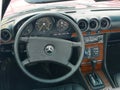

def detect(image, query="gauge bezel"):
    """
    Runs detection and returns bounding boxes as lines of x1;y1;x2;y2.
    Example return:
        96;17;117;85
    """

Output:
100;17;111;30
56;19;69;32
35;17;54;32
22;23;33;36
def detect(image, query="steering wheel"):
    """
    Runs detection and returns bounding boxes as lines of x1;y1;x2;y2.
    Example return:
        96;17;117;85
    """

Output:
14;13;85;83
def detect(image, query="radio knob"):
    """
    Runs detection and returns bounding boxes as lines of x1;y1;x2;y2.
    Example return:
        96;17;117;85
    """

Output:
84;48;91;59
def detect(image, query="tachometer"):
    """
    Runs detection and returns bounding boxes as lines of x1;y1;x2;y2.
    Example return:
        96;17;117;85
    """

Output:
35;17;53;32
56;19;69;31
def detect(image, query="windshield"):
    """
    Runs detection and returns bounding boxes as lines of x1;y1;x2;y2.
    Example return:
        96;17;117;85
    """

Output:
4;0;120;17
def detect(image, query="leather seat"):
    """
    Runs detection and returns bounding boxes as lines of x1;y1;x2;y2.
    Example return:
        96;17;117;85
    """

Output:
114;73;120;87
34;84;85;90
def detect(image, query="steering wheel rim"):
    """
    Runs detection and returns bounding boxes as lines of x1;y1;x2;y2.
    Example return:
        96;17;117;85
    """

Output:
14;13;85;83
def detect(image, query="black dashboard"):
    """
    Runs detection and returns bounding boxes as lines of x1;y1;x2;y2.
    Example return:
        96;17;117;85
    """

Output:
1;6;120;90
1;8;120;53
1;8;120;45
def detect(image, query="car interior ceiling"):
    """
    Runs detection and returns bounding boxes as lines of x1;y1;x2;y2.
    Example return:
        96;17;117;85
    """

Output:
1;0;120;90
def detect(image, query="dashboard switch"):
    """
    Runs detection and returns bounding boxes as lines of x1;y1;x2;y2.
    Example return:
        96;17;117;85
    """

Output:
91;47;99;58
84;48;91;59
84;47;99;59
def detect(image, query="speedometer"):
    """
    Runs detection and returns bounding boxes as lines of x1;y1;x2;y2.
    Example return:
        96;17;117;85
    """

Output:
56;19;69;32
35;17;53;32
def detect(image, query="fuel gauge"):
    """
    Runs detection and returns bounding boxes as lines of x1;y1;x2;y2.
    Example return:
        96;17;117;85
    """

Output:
22;23;33;36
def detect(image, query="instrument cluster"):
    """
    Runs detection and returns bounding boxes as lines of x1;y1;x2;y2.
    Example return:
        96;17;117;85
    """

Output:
15;16;73;38
0;14;114;44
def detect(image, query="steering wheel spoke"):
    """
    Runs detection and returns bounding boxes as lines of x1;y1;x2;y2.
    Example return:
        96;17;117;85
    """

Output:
67;63;75;70
71;41;82;47
19;37;29;42
22;58;30;66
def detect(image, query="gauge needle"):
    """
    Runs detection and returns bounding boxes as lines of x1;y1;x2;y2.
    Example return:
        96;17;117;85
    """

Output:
47;23;51;30
46;27;48;31
39;24;44;31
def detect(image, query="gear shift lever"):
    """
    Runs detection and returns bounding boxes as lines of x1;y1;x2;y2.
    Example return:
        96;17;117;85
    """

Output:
91;59;97;73
86;59;104;90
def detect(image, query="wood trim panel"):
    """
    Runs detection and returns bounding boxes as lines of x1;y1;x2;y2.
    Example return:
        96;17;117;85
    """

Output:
81;62;102;73
82;29;120;36
110;29;120;33
81;43;104;72
0;40;14;44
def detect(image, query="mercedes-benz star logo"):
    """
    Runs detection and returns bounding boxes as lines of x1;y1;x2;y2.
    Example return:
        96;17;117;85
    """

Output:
45;45;55;55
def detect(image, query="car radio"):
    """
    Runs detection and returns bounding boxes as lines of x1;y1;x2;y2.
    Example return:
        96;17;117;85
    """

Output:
84;35;103;44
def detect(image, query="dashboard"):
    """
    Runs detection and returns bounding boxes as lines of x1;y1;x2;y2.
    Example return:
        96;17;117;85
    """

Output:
1;9;120;72
1;8;120;44
1;8;120;59
1;8;120;63
1;7;120;90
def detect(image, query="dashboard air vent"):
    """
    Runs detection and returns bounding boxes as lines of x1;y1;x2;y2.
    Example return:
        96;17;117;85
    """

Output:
89;18;99;31
100;17;111;29
1;29;12;42
78;19;88;32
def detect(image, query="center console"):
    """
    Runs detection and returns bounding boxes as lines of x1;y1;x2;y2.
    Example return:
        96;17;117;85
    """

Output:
80;34;112;90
